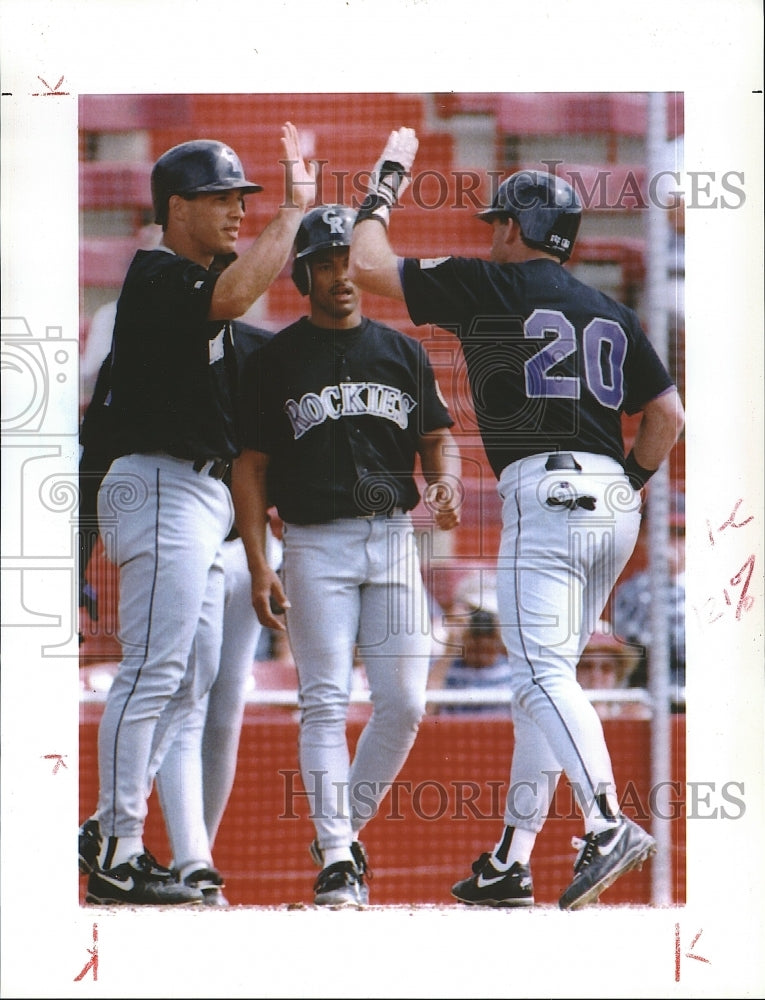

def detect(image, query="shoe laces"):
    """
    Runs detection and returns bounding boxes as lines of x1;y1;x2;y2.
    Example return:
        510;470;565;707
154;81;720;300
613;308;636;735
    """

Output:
314;860;360;894
136;850;173;878
471;852;492;875
571;819;625;873
310;840;373;880
570;834;598;873
351;841;373;880
81;819;101;840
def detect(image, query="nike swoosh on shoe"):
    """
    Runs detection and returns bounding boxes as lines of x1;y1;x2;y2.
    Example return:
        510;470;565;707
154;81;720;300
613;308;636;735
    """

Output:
475;865;510;888
97;873;135;892
597;824;628;856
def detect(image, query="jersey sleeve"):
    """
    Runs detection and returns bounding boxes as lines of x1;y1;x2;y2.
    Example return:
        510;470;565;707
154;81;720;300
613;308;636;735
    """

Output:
401;256;484;333
623;319;676;414
416;340;455;434
127;250;222;340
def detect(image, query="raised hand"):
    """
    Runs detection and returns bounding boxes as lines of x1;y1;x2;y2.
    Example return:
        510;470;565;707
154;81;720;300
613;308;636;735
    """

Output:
280;121;317;213
356;126;419;228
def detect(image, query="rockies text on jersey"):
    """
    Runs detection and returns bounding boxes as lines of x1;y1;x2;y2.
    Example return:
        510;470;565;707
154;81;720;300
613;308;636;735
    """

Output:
240;316;454;523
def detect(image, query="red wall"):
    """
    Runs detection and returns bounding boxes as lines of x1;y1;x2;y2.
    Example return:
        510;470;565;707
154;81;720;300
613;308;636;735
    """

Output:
80;705;685;908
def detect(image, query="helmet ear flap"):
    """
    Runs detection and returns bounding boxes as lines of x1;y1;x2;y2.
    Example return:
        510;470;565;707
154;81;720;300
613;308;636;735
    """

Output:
291;204;355;295
291;258;311;296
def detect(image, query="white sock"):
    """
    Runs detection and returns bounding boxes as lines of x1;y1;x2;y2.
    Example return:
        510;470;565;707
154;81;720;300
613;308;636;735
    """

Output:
587;814;622;836
587;797;622;836
504;827;538;866
179;860;213;882
99;836;143;870
491;826;537;868
322;846;354;867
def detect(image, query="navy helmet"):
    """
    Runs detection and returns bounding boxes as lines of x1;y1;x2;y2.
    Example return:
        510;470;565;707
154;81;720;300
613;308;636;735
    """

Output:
292;204;357;295
151;140;262;227
476;170;582;262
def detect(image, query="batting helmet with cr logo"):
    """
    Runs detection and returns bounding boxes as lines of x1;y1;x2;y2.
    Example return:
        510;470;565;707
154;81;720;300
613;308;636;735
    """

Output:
291;204;358;295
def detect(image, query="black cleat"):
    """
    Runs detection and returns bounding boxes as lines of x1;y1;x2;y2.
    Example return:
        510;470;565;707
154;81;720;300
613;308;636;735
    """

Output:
309;839;371;904
86;851;204;905
183;867;229;906
313;860;365;907
78;819;102;875
451;853;534;907
558;816;657;910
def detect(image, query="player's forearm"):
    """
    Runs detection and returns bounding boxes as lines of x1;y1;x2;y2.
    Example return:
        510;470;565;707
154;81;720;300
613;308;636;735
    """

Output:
350;126;417;299
209;123;315;319
419;428;462;530
209;207;305;320
419;428;462;487
629;388;685;472
349;220;406;300
230;450;272;571
231;450;290;628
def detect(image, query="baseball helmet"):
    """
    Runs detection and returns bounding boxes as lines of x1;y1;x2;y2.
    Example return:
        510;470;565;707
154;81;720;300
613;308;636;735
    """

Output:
475;170;582;262
151;140;263;226
291;204;357;295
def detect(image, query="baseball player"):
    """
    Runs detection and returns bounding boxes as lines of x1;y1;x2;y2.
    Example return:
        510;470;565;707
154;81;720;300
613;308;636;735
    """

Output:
78;127;316;905
349;129;685;910
232;204;462;907
80;320;283;906
153;321;282;905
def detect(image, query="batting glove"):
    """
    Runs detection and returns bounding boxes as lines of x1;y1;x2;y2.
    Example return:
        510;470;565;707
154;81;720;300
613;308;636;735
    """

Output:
356;127;419;228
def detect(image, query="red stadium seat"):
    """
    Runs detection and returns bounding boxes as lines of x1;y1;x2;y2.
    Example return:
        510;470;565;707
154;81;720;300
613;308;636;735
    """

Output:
80;161;153;209
434;92;683;141
79;94;194;132
80;237;142;288
188;92;427;133
497;93;683;139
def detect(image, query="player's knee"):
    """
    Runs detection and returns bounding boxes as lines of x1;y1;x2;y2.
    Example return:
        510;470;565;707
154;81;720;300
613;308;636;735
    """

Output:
300;698;350;728
381;690;427;731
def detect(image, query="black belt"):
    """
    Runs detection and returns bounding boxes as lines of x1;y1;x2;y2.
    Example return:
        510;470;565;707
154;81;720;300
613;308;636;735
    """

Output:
545;453;582;472
192;457;231;480
544;453;596;510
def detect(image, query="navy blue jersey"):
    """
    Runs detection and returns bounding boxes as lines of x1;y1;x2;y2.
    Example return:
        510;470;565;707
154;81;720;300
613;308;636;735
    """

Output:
401;256;675;479
231;320;273;375
239;316;454;524
225;321;273;539
108;248;239;461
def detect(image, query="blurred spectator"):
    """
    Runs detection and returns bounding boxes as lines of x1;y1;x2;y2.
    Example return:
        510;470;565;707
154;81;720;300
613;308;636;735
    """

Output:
577;621;650;721
611;491;685;709
80;300;117;410
79;224;162;409
427;568;499;690
431;607;512;715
